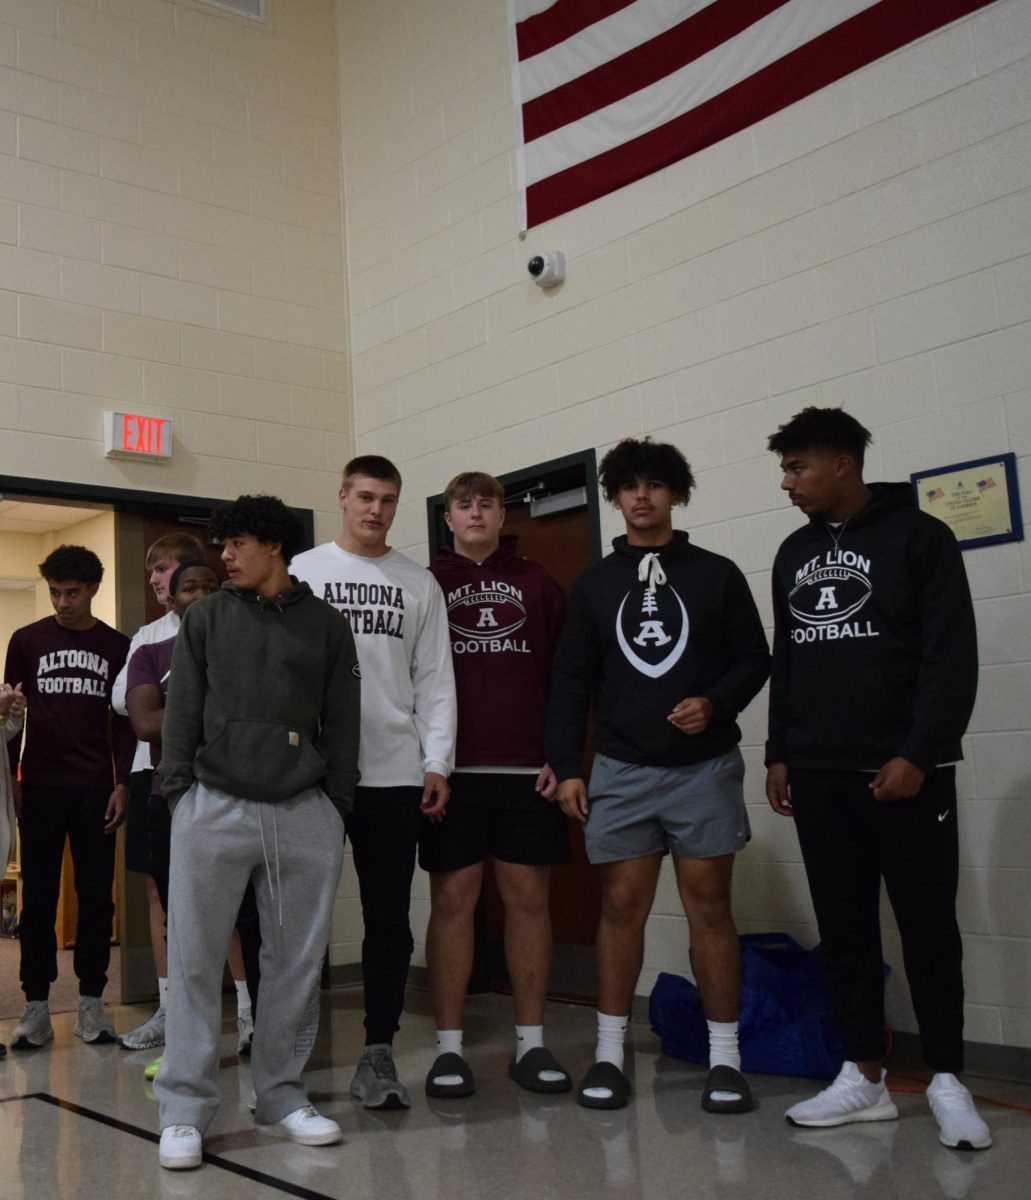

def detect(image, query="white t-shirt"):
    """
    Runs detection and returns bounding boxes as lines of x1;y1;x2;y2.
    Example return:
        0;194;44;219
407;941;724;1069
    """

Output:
112;608;179;773
291;542;456;788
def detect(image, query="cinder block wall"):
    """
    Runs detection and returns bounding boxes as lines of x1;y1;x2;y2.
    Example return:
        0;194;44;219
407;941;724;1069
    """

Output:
0;0;352;523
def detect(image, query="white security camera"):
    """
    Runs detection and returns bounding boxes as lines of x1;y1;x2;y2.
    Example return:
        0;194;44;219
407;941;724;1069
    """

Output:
527;251;565;288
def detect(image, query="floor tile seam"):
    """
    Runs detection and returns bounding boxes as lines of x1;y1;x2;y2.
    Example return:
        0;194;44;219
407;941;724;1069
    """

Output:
5;1092;342;1200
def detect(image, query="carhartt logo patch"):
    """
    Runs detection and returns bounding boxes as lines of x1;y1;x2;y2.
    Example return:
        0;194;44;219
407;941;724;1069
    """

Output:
288;731;300;746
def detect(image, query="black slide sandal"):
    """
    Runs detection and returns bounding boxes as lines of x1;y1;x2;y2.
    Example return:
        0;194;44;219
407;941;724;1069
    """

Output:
425;1052;476;1098
577;1061;632;1110
702;1064;754;1113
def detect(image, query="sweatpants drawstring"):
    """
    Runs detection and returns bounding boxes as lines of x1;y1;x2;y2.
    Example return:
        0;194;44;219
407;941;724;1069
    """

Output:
258;803;284;927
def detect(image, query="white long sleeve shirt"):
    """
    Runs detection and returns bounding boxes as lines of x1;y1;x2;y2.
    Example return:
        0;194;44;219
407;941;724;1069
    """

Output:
111;609;179;773
290;542;456;788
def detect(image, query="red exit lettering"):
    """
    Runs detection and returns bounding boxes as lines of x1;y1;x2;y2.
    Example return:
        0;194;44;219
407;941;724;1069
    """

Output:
121;414;164;456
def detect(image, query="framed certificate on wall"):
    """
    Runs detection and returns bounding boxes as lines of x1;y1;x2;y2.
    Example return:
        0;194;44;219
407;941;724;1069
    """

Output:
912;452;1023;549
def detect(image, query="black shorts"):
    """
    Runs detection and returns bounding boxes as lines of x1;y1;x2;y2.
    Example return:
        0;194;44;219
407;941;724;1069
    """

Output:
418;772;570;873
124;770;155;873
146;793;172;909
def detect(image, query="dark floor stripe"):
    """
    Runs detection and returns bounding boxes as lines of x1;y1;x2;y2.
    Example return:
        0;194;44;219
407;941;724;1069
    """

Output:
9;1093;341;1200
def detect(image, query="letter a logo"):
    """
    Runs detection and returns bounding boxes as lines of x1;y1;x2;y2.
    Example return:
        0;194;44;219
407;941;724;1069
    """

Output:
814;587;838;611
476;607;499;629
634;620;672;647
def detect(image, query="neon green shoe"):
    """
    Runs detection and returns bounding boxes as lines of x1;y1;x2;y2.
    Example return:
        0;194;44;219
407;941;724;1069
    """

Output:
144;1054;163;1080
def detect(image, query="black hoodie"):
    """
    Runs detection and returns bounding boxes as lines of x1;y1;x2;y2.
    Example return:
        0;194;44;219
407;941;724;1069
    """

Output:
546;531;770;781
766;483;978;773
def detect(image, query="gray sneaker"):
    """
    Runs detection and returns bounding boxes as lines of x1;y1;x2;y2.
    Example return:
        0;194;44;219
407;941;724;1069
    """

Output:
75;996;117;1044
350;1045;411;1110
236;1013;254;1056
120;1006;166;1050
12;1000;53;1049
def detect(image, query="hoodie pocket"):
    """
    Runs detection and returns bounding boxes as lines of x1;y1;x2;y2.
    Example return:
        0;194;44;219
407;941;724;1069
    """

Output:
196;719;326;802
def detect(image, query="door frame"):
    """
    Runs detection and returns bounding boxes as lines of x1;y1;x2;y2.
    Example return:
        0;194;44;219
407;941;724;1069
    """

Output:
0;473;315;545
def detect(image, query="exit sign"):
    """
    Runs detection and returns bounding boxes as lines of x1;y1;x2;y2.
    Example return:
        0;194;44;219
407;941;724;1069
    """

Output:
103;411;173;461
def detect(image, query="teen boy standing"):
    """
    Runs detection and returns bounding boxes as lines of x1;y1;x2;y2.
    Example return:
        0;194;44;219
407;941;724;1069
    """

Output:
155;496;359;1170
421;471;571;1098
547;438;769;1112
5;545;133;1049
765;406;990;1151
291;456;456;1111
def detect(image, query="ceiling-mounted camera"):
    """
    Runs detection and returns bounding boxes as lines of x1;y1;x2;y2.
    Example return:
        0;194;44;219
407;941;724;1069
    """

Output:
527;251;565;289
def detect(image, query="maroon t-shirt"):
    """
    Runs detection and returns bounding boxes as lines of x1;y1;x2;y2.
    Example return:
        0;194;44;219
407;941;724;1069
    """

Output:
5;616;134;789
125;635;175;779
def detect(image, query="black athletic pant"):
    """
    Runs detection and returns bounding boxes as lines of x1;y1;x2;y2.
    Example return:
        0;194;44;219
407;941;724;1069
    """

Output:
790;766;965;1072
346;785;424;1046
19;785;116;1001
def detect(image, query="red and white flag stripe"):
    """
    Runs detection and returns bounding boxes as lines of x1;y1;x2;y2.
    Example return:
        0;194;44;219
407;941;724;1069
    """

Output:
510;0;997;229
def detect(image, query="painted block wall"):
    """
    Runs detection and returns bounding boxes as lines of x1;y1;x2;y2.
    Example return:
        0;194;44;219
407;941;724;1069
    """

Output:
335;0;1031;1043
0;0;352;529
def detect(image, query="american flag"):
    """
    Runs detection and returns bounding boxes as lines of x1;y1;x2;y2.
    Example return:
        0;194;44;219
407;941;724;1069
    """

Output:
510;0;996;229
976;477;997;491
926;487;945;502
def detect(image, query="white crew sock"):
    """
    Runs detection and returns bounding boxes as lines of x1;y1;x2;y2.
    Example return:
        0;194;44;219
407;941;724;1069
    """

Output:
595;1012;628;1070
158;977;168;1009
515;1024;543;1063
436;1029;463;1057
432;1029;465;1087
235;979;251;1021
707;1019;741;1071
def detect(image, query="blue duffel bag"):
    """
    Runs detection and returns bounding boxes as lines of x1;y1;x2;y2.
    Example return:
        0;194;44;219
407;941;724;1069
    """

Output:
649;932;871;1079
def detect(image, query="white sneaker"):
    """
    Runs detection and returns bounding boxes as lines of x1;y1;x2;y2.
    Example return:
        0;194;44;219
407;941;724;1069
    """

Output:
278;1105;342;1146
119;1006;165;1050
12;1000;53;1049
785;1061;898;1127
159;1124;202;1170
75;996;117;1044
927;1073;992;1150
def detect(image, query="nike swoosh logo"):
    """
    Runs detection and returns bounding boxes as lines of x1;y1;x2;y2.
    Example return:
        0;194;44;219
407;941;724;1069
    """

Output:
938;811;950;822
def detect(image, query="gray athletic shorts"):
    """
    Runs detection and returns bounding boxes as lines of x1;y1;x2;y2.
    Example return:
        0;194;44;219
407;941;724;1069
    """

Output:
584;748;750;865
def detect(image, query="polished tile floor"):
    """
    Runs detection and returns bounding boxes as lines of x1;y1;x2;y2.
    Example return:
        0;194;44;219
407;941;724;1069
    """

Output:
0;988;1027;1200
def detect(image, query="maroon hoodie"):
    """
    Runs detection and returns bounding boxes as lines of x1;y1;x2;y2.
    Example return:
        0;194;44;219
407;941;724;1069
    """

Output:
429;537;565;769
5;616;134;790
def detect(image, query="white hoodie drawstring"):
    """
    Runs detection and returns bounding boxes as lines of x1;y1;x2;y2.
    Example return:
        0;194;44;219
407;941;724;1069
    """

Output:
638;551;667;591
258;804;284;927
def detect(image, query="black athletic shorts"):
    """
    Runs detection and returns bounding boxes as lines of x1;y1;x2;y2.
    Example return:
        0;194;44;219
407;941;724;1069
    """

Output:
418;772;570;873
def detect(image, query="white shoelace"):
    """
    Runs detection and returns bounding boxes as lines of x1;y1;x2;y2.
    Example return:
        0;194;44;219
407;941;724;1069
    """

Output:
637;551;667;591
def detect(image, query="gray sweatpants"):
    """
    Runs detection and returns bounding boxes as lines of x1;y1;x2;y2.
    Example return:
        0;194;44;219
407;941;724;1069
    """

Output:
155;781;345;1133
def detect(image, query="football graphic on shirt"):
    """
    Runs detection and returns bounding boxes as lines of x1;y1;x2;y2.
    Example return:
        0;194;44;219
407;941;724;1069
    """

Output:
615;583;689;678
789;565;873;626
446;586;527;641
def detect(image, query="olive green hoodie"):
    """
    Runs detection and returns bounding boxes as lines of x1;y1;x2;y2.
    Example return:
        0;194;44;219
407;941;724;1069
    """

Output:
158;579;360;814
